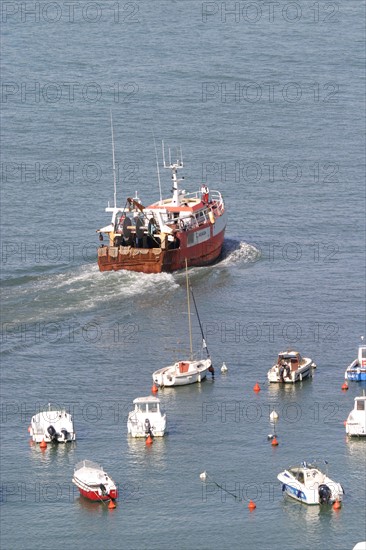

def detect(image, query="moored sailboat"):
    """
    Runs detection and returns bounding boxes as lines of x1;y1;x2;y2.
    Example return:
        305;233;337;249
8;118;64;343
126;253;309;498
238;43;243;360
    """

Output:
152;262;213;387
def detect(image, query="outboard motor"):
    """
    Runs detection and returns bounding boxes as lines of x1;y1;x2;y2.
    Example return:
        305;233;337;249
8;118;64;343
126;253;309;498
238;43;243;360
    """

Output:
47;425;57;441
100;483;107;496
318;484;332;504
60;428;69;441
144;418;152;436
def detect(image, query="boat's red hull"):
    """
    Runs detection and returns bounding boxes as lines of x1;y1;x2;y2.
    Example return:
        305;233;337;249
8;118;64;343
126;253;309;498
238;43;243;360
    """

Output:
98;220;226;274
77;487;118;502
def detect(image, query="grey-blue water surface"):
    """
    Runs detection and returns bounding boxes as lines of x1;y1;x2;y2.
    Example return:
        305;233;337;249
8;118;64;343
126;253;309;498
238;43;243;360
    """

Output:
1;1;365;549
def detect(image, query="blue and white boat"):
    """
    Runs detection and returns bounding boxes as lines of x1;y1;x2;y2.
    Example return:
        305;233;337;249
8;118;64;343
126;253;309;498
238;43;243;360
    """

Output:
345;338;366;381
277;462;344;505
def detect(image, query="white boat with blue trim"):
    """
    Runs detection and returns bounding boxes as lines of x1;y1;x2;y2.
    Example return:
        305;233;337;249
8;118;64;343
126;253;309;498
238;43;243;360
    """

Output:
277;462;344;505
345;338;366;381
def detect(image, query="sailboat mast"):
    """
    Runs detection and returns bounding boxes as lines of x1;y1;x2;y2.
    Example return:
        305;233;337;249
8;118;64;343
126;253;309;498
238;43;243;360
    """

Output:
185;259;193;360
189;280;210;358
110;109;117;208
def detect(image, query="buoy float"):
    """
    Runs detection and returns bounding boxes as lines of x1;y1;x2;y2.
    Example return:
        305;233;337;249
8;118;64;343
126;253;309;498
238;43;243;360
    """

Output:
269;410;279;422
341;382;348;391
200;471;207;480
108;500;116;509
271;436;279;446
248;500;256;510
333;499;342;510
221;362;228;374
253;382;261;392
39;439;47;449
151;384;158;393
145;434;153;446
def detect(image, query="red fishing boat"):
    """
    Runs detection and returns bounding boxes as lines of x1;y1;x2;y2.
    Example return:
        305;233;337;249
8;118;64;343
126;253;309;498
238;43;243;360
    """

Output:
96;144;227;274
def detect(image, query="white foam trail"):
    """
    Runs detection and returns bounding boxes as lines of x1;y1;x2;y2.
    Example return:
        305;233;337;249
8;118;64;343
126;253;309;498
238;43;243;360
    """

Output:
219;240;261;266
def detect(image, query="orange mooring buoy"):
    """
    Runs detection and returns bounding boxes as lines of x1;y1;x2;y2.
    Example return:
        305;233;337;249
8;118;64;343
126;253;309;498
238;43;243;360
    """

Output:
145;435;153;446
39;439;47;449
248;500;256;510
108;499;116;509
333;499;342;510
28;425;31;433
253;382;261;392
341;382;348;391
151;384;158;393
271;436;279;446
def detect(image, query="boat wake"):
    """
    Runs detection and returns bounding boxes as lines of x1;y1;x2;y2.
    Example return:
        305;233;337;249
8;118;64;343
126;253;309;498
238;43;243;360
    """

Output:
2;264;179;326
218;238;261;267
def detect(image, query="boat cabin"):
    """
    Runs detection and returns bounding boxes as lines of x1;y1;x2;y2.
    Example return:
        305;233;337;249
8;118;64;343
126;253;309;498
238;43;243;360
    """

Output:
353;395;366;412
277;351;301;371
132;396;161;415
358;345;366;367
288;464;324;487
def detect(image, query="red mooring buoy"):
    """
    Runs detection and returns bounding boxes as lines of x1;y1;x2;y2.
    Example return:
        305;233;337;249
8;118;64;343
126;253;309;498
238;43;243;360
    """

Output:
39;439;47;450
333;499;342;510
271;436;279;446
253;382;261;392
248;500;256;510
108;500;116;509
151;384;158;393
341;382;348;391
146;435;153;446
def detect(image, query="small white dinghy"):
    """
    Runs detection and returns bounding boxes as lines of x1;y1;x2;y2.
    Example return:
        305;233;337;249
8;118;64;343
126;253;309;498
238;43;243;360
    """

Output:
72;460;118;502
277;461;344;505
267;351;316;383
29;404;75;443
127;396;167;437
346;393;366;436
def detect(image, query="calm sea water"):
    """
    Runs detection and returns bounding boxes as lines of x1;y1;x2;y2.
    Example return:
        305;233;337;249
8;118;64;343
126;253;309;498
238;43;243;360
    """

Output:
1;1;365;549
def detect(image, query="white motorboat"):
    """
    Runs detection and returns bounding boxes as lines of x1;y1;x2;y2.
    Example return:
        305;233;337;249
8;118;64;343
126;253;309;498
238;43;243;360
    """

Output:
277;462;344;505
152;262;214;387
72;460;118;502
346;393;366;436
267;350;316;383
345;338;366;381
127;396;167;437
29;404;75;443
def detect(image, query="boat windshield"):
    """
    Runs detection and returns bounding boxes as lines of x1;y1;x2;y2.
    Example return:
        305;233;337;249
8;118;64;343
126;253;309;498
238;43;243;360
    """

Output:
356;400;365;410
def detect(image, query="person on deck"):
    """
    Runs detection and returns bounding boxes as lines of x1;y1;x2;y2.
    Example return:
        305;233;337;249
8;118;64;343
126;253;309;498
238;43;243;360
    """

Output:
201;184;209;204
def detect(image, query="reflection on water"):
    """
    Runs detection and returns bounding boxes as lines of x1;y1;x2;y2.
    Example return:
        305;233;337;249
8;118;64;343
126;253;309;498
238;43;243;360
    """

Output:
126;435;167;468
29;440;77;468
76;494;112;514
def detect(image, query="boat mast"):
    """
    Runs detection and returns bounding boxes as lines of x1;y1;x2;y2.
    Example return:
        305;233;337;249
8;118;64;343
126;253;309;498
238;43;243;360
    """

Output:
185;259;193;360
189;280;210;358
163;142;184;207
110;109;117;208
